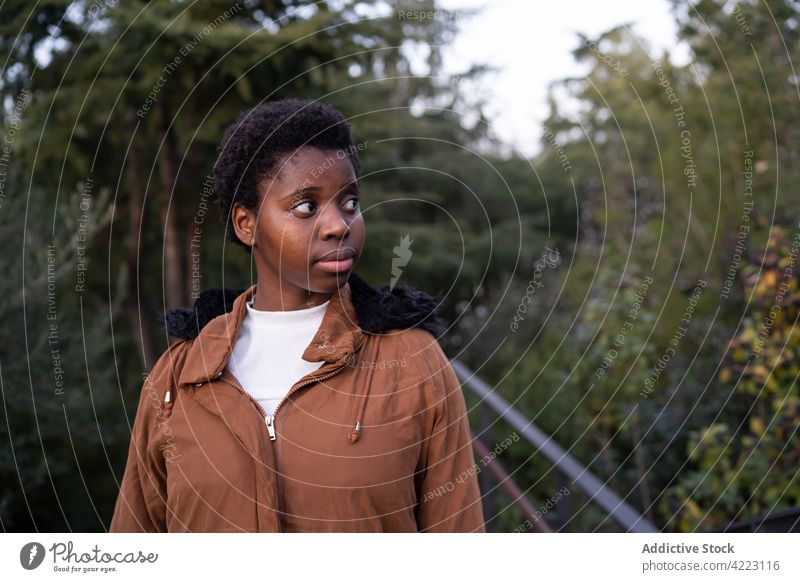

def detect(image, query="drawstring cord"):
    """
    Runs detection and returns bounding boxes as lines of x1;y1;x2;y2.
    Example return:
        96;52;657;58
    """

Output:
348;355;376;444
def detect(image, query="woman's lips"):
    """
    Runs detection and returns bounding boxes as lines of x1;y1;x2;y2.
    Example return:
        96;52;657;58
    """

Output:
315;256;355;273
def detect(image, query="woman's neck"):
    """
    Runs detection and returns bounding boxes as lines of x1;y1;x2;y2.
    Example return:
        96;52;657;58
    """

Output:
252;276;333;311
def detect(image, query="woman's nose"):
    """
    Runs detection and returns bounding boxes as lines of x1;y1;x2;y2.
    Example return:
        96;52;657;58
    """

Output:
318;205;351;240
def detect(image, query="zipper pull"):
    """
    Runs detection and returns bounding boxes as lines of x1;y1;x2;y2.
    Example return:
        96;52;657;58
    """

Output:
265;414;276;441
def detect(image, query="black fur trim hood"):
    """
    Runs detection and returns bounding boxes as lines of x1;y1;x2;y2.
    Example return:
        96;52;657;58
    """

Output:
163;272;447;341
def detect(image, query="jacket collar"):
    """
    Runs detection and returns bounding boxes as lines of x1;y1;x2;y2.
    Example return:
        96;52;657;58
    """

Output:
170;272;446;387
177;281;364;387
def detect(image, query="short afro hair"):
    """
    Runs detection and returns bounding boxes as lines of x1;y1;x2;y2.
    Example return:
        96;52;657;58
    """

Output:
213;97;363;250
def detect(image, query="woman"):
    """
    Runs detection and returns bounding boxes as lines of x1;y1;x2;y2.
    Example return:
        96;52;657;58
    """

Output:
110;98;485;532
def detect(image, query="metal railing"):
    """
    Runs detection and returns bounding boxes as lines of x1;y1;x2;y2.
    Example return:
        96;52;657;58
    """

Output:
716;508;800;533
452;359;658;533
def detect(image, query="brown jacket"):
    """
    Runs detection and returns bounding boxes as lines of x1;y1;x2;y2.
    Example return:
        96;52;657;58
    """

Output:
110;274;485;532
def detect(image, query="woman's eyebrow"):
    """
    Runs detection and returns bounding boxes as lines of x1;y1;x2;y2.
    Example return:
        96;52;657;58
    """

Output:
282;182;357;201
280;185;319;201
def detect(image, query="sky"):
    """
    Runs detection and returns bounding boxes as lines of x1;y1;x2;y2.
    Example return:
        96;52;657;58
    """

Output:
435;0;692;157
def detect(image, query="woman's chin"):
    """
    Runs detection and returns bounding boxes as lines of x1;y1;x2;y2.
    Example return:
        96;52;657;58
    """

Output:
303;271;352;294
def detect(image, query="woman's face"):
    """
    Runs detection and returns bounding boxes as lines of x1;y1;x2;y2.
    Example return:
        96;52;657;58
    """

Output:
231;146;365;310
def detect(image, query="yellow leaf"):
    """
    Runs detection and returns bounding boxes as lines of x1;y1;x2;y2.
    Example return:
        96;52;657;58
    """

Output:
686;498;704;519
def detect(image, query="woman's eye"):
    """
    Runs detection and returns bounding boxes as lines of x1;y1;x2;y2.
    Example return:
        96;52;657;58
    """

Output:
293;201;316;214
291;196;358;216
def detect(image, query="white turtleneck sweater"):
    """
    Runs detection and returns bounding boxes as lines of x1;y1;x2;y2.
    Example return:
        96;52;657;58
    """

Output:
228;293;330;418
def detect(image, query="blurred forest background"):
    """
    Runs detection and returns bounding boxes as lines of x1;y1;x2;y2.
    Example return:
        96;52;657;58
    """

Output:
1;0;798;532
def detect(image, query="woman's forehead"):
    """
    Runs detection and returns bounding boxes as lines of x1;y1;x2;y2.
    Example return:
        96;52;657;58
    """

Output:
259;155;356;201
273;148;356;186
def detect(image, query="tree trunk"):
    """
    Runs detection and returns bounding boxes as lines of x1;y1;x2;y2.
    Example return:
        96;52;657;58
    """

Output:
125;126;157;369
158;102;187;308
185;138;207;299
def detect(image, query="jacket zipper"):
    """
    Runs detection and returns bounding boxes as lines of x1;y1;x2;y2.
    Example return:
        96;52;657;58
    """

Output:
215;355;349;441
217;374;271;424
264;362;348;440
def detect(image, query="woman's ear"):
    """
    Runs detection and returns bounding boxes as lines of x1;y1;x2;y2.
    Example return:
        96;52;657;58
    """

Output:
231;202;256;248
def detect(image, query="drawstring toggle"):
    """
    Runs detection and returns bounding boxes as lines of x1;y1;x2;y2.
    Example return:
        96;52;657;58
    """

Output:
348;421;361;444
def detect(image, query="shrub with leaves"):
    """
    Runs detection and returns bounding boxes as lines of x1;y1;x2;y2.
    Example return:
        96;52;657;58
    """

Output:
663;226;800;532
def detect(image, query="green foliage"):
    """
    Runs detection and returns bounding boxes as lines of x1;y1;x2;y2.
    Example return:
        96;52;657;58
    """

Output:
663;226;800;532
459;1;800;532
0;187;121;531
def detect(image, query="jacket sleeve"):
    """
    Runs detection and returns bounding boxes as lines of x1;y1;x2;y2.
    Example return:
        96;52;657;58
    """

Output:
414;339;486;532
109;340;187;532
